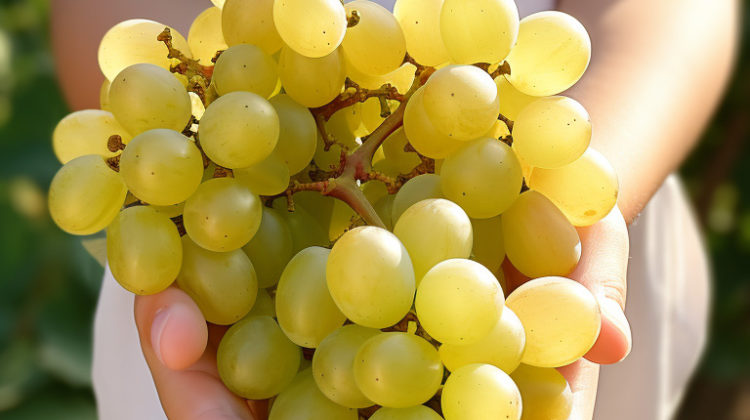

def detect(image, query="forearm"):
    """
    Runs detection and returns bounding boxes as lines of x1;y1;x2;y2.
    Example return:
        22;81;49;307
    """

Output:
557;0;739;224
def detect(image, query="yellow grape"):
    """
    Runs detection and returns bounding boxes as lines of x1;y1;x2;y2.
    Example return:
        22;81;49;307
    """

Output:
98;19;191;81
501;190;581;278
393;0;449;66
245;288;276;318
274;0;346;58
213;44;278;97
382;128;421;174
222;0;282;54
440;137;523;219
373;194;395;231
361;97;399;135
341;102;369;138
510;364;573;420
327;226;415;328
271;200;330;252
423;65;500;141
52;109;131;164
354;332;443;408
346;61;417;93
440;0;519;64
189;92;205;120
48;155;127;235
403;87;461;159
343;1;406;76
269;369;357;420
391;173;444;223
217;316;300;399
270;94;318;175
506;277;600;368
470;216;505;273
528;148;619;226
328;200;358;241
292;191;336;232
513;96;591;169
109;63;192;135
495;76;536;121
198;91;279;168
278;46;346;108
484;119;510;139
188;7;227;64
505;11;591;96
177;236;258;325
119;129;203;206
234;152;291;196
150;202;184;218
107;206;181;295
441;364;521;420
99;80;111;110
370;406;443;420
314;132;359;172
242;207;294;288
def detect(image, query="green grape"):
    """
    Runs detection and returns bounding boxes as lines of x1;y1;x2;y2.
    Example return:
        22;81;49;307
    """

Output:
403;87;461;159
100;80;111;110
269;369;357;420
314;129;359;171
373;194;395;231
361;97;400;135
416;259;504;344
470;216;505;273
343;1;406;76
272;200;330;252
441;137;522;219
177;236;258;325
273;0;346;58
341;102;369;138
293;191;336;232
270;94;318;175
439;307;524;373
393;0;449;66
183;178;262;252
108;63;192;135
213;44;278;97
218;316;300;399
354;332;443;408
370;406;444;420
382;128;421;174
52;110;131;164
234;152;291;196
327;226;415;328
198;91;279;168
505;11;591;96
512;96;591;169
495;76;536;121
98;19;191;81
329;200;359;241
119;129;203;206
242;207;293;288
528;148;619;226
150;202;184;218
506;277;600;367
440;0;519;65
188;7;227;65
501;191;581;278
313;324;380;408
441;364;522;420
362;180;389;204
245;288;275;318
346;61;417;93
278;46;346;108
394;199;473;282
107;206;181;295
391;174;444;223
48;155;127;235
423;65;500;141
222;0;282;54
276;247;346;347
511;364;573;420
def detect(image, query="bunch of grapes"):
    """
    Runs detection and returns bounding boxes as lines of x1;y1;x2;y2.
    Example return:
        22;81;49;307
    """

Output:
48;0;621;418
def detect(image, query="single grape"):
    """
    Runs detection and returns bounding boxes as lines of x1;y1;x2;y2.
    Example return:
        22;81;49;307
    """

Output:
187;7;227;65
269;94;318;175
242;207;293;288
213;44;278;98
99;80;111;110
441;363;522;420
150;202;184;218
245;287;275;318
403;87;461;159
52;110;131;164
278;46;346;108
346;61;416;93
273;0;347;58
373;194;396;231
382;128;421;174
222;0;282;54
271;200;330;252
393;0;450;66
495;76;536;121
510;364;573;420
361;96;399;135
391;173;444;223
292;191;336;233
234;152;291;196
314;112;360;170
440;0;519;64
328;199;359;241
269;369;357;420
470;215;505;273
343;1;406;76
189;92;205;120
370;406;444;420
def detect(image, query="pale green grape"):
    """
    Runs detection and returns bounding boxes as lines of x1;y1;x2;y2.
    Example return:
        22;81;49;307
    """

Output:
198;91;279;168
513;96;591;169
439;307;524;373
394;0;449;66
394;199;473;282
234;152;290;196
270;94;318;175
391;173;444;223
361;97;399;135
107;206;181;295
362;179;389;203
274;0;346;58
222;0;282;54
242;207;294;288
188;7;227;64
343;1;406;75
177;236;258;325
48;155;127;235
382;128;421;174
278;46;346;108
213;44;278;97
312;324;380;408
293;191;336;232
52;110;131;164
528;148;619;226
501;191;581;278
371;406;443;420
329;200;359;241
342;102;369;138
511;364;573;420
98;19;191;81
354;332;443;407
346;61;416;93
109;63;192;135
440;0;519;64
470;216;505;273
269;369;357;420
150;202;184;218
423;65;500;141
245;288;275;318
327;226;415;328
100;80;111;110
506;11;591;96
272;200;330;252
119;129;203;206
441;137;522;219
217;316;300;399
441;364;522;420
314;123;359;171
373;193;395;231
416;259;504;344
506;277;600;367
403;87;461;159
495;76;536;121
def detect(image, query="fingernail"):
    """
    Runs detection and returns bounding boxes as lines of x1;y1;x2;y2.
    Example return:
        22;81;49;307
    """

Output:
151;307;171;365
599;297;633;362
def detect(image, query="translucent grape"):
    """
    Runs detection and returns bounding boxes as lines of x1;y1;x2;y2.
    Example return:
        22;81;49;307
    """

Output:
328;200;359;241
343;1;406;76
354;332;443;407
495;76;536;121
217;316;300;399
234;152;291;196
99;80;111;110
189;92;205;120
346;61;417;93
213;44;278;97
441;364;522;420
269;369;357;420
327;226;415;328
470;216;505;273
150;202;184;218
440;0;519;64
484;119;511;139
246;288;275;318
278;46;346;108
242;207;293;288
393;0;449;66
403;87;461;159
270;94;318;175
52;110;131;164
510;364;573;420
370;406;444;420
119;129;203;206
501;191;581;278
107;206;181;295
273;0;347;58
373;194;395;231
382;128;421;174
188;7;227;65
271;201;330;252
48;155;127;235
222;0;282;54
361;97;399;135
391;175;444;224
293;191;336;232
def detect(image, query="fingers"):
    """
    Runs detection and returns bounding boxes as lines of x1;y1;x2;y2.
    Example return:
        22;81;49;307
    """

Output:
558;359;600;420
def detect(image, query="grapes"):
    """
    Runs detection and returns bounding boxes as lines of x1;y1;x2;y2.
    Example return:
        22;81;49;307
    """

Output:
470;215;505;273
269;369;357;420
495;76;536;121
242;207;293;288
394;0;449;67
343;1;406;76
403;87;461;159
382;128;421;174
222;0;282;54
370;406;443;420
52;110;131;164
511;364;573;420
245;288;276;318
440;0;519;65
391;174;444;223
188;7;227;65
273;0;347;58
234;152;291;196
278;46;346;108
270;94;318;175
213;44;279;98
441;364;522;420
